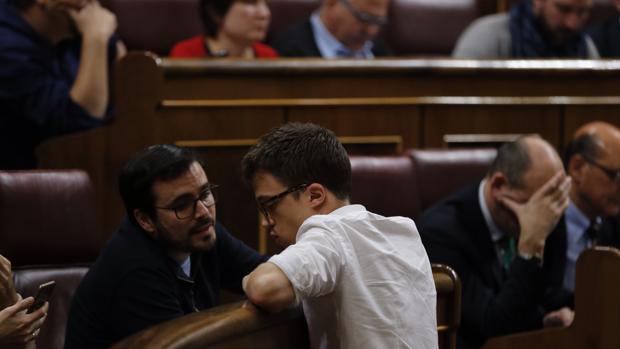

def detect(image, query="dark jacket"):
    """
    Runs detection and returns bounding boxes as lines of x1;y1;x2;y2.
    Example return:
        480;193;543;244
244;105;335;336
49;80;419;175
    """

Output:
64;219;267;349
270;19;392;57
0;0;114;169
587;15;620;58
418;184;568;349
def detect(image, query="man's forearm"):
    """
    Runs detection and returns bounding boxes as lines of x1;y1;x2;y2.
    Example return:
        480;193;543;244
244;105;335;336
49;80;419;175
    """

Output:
69;34;110;118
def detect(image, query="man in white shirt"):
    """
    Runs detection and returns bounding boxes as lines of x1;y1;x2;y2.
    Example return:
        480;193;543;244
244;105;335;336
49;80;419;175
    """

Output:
241;122;437;349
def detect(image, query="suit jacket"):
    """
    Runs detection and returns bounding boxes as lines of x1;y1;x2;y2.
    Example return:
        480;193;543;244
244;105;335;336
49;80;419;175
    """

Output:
419;184;568;349
587;15;620;58
270;19;393;57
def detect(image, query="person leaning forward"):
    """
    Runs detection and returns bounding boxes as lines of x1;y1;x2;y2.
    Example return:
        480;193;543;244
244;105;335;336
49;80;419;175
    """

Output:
419;136;572;349
64;145;267;349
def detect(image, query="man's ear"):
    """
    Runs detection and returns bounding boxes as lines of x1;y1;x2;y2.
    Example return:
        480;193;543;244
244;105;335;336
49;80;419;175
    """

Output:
306;183;326;208
488;172;509;199
567;154;586;184
134;209;157;238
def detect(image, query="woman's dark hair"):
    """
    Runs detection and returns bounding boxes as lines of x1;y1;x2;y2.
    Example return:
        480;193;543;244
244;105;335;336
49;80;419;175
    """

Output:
199;0;234;38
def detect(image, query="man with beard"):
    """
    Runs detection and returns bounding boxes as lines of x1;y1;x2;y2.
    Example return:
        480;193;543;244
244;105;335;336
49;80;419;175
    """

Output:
270;0;392;57
64;145;267;349
0;0;125;169
453;0;599;58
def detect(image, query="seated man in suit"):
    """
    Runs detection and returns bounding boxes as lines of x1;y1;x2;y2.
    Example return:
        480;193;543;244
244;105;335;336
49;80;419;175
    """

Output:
0;0;124;169
242;123;437;348
65;145;267;349
419;135;572;349
561;121;620;294
270;0;392;58
453;0;599;58
587;0;620;57
0;255;48;349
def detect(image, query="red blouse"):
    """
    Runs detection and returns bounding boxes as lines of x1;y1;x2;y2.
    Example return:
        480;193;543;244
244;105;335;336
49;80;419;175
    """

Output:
170;36;278;58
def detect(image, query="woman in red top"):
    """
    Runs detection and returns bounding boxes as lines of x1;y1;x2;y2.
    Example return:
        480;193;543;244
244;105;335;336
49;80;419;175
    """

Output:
170;0;277;58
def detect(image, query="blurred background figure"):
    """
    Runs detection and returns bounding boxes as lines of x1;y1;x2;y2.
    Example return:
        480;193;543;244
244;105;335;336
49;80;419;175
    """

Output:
270;0;392;58
170;0;277;58
453;0;599;58
0;0;124;169
587;0;620;56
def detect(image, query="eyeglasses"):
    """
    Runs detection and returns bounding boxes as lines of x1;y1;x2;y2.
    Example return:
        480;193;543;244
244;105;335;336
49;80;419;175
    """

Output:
582;155;620;184
256;184;308;220
155;184;218;220
338;0;388;26
553;2;591;18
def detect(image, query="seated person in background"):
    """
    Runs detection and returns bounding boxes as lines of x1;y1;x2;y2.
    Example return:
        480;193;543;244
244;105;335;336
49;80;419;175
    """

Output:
587;0;620;57
170;0;277;57
453;0;599;58
0;0;125;169
0;255;48;349
242;123;437;348
419;136;572;349
270;0;392;58
561;121;620;294
65;145;267;349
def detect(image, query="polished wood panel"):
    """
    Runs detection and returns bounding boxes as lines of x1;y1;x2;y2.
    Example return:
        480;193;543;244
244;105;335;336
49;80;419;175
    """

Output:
36;53;620;246
483;247;620;349
110;264;461;349
423;105;561;147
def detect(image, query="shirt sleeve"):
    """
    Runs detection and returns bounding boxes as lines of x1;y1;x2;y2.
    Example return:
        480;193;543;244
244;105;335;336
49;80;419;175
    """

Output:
0;36;116;140
268;227;345;302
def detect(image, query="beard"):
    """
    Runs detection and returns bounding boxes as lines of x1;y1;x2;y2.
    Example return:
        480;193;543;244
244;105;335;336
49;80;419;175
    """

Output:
536;14;580;47
154;216;217;255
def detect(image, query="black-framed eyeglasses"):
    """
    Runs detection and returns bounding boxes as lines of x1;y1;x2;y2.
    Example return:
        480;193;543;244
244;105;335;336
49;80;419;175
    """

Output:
257;184;308;220
582;155;620;184
155;184;219;220
338;0;388;26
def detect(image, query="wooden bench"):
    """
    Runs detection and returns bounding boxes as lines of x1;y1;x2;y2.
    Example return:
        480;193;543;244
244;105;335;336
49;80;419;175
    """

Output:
110;264;461;349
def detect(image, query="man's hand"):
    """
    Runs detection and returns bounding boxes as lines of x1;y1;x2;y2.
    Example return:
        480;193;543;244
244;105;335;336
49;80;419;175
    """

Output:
0;255;18;308
500;171;571;255
69;1;117;41
543;307;574;328
0;296;48;347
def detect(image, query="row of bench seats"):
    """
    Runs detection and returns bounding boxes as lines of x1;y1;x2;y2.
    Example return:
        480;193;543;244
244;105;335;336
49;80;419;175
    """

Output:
0;148;497;349
99;0;617;56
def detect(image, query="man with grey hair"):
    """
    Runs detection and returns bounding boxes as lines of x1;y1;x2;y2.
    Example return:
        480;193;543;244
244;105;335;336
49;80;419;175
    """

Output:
270;0;392;58
419;136;572;349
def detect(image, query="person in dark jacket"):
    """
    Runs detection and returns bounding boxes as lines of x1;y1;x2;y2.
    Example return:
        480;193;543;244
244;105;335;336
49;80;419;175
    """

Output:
0;0;124;169
65;144;267;349
271;0;392;58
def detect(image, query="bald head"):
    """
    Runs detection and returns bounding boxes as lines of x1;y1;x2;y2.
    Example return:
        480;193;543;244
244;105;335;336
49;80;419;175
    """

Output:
567;121;620;218
488;135;563;192
485;135;565;236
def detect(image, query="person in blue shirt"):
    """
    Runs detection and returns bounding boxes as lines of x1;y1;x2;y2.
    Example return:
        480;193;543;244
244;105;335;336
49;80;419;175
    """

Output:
65;144;267;349
270;0;392;58
0;0;124;169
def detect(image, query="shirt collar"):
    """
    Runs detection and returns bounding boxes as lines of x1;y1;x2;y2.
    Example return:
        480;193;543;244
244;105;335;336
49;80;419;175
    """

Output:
309;12;374;58
565;200;601;242
478;179;506;243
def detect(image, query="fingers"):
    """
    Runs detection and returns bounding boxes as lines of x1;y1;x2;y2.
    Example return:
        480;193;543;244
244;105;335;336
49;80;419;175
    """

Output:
0;297;34;319
534;171;565;198
497;193;521;214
